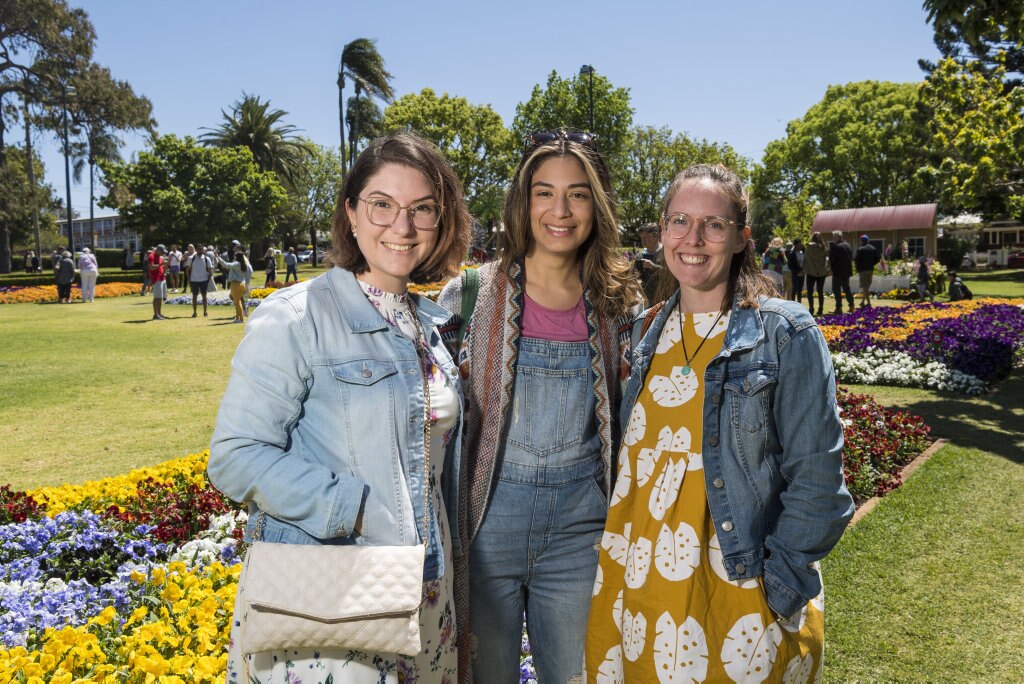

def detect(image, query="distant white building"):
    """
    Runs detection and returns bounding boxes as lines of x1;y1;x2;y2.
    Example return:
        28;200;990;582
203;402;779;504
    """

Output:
56;213;141;251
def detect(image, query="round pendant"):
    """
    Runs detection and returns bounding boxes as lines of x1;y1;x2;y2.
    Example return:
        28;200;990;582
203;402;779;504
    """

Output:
680;365;691;376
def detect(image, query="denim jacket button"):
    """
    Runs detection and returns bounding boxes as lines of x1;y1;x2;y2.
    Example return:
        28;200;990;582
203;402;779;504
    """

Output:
735;563;746;574
743;380;751;392
722;521;733;532
713;478;724;488
712;391;721;404
361;368;372;378
709;435;719;447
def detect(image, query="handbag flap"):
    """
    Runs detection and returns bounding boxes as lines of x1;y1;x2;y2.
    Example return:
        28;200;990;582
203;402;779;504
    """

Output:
243;541;425;621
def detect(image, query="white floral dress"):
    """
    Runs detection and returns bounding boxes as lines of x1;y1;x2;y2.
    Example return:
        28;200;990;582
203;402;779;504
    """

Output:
226;282;459;684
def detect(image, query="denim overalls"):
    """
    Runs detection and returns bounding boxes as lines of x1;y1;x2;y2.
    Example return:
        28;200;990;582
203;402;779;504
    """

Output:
469;336;607;683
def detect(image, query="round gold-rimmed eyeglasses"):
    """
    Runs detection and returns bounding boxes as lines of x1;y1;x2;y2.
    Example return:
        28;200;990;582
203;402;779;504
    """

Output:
661;213;738;243
358;196;442;231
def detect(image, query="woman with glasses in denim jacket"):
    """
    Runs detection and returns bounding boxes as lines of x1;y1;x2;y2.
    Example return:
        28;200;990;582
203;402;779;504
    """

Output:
586;164;854;682
209;132;471;683
438;130;643;683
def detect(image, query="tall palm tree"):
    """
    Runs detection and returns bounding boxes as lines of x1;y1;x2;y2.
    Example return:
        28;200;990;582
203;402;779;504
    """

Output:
72;126;122;248
200;93;313;189
337;38;394;171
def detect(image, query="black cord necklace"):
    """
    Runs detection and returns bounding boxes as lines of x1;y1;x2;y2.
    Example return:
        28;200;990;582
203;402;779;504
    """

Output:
677;298;726;376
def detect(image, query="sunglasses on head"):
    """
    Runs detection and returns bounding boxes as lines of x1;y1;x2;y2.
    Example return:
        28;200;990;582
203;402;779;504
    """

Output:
525;130;598;149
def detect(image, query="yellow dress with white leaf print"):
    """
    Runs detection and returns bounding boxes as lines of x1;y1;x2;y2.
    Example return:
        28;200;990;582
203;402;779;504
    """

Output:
585;309;824;683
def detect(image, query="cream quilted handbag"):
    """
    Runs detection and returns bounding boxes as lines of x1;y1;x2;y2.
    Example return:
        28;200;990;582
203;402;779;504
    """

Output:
236;297;435;659
238;540;425;656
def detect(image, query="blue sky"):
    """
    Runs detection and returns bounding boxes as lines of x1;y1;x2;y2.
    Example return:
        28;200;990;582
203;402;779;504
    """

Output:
31;0;942;217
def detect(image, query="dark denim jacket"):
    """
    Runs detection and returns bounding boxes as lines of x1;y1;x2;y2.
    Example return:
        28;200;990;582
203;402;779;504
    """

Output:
622;292;854;616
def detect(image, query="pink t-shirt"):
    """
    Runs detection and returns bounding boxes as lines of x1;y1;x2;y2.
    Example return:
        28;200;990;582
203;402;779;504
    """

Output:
521;294;588;342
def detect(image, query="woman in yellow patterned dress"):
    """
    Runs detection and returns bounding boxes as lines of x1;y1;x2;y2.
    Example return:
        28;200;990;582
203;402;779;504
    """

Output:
586;164;855;683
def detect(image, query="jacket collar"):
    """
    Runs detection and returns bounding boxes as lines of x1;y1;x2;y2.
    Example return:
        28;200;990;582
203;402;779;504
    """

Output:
325;266;454;333
641;290;766;361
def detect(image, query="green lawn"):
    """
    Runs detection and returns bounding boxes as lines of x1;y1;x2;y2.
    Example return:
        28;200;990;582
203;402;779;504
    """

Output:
1;282;1023;679
959;267;1024;299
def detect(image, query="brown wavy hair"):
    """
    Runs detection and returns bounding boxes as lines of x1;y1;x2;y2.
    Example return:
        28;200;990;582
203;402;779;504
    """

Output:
653;164;776;310
500;137;641;318
327;131;471;284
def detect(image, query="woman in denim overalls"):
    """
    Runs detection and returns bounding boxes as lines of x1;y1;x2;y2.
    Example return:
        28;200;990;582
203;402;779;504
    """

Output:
438;130;642;682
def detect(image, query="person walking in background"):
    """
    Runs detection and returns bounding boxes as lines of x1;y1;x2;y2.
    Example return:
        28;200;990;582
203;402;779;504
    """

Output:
24;251;33;274
55;250;76;304
188;245;214;317
167;244;183;293
181;244;196;291
635;222;663;304
438;129;643;683
217;247;253;323
762;236;786;296
140;247;154;296
916;255;933;302
31;251;41;273
262;246;277;287
854;234;881;309
283;246;299;283
78;247;99;303
787;237;806;305
828;230;854;314
805;232;828;316
208;131;471;684
148;245;168;320
586;163;854;682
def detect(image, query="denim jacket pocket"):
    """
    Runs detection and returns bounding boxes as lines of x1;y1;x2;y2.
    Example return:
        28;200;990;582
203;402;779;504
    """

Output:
329;359;398;386
724;366;777;433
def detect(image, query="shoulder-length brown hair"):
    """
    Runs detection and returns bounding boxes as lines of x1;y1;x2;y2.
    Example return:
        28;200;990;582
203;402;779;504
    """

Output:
653;164;776;310
500;136;641;319
326;131;471;284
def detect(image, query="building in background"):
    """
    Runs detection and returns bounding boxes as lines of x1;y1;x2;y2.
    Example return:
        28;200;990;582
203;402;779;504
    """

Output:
812;203;938;258
56;214;141;252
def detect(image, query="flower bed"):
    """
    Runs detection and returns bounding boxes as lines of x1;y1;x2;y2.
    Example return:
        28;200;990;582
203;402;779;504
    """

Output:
0;384;932;680
821;299;1024;393
0;282;140;305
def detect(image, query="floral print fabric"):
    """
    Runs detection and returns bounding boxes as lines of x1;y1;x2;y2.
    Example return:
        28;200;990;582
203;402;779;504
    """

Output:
225;282;459;683
586;309;824;683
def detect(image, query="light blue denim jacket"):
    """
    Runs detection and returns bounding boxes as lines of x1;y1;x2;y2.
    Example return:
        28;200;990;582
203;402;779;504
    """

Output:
208;267;463;581
622;291;854;617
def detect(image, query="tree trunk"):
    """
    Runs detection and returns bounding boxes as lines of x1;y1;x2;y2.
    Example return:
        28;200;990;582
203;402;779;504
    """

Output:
337;73;347;174
309;223;318;268
0;111;11;273
89;160;96;248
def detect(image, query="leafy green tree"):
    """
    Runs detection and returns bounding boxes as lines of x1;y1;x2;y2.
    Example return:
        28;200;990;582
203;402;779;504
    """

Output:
511;69;634;173
753;81;933;231
0;0;94;272
199;93;313;190
383;88;515;228
921;0;1024;84
920;57;1024;219
337;38;394;171
0;145;62;250
778;187;822;245
617;126;750;240
278;141;344;255
100;135;287;248
346;94;383;160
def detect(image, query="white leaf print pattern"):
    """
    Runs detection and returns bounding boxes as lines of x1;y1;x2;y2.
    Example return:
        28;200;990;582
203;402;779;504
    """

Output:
610;446;631;507
624;536;653;589
778;604;807;633
707;534;759;589
612;590;623;634
622;608;647;662
656;311;683;354
649;366;699;408
668;425;691;452
637;447;658;487
687;451;704;471
623;402;646;446
602;523;631;566
596;645;623;684
655;522;701;581
649;458;686;521
720;614;782;684
653;612;709;683
694;311;730;338
592;563;603;597
782;654;815;684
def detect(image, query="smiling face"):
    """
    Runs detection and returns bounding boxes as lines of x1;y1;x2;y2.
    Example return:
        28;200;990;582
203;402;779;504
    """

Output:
526;156;594;261
662;179;748;312
344;163;439;294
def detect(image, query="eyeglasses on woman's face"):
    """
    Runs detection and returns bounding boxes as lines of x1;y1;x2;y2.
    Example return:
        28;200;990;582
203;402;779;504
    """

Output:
660;213;739;243
358;195;442;231
524;130;598;149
